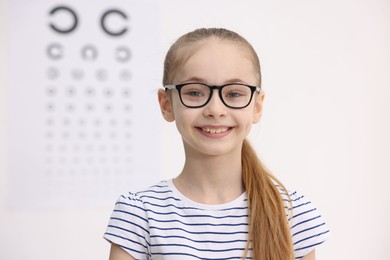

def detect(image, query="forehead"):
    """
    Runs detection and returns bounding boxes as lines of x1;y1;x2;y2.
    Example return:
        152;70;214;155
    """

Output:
172;38;257;84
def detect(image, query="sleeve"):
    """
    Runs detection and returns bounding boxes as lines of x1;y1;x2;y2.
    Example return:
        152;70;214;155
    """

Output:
104;192;150;260
288;191;330;259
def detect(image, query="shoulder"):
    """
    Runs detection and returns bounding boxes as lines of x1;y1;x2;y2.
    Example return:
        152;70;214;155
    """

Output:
136;180;173;199
276;185;323;220
116;180;173;208
280;187;330;259
114;180;180;216
284;189;325;227
104;180;173;259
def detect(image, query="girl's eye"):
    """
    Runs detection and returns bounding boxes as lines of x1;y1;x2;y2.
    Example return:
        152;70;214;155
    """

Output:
226;91;244;98
185;91;203;97
223;85;250;99
182;85;208;97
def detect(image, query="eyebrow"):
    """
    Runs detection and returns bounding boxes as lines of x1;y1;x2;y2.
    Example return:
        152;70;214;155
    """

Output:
180;77;249;85
181;77;204;83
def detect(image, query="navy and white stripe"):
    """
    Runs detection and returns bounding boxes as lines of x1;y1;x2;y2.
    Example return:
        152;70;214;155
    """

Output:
104;180;329;259
286;190;330;259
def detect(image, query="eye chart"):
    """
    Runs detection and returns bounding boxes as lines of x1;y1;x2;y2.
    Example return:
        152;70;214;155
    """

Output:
6;0;162;208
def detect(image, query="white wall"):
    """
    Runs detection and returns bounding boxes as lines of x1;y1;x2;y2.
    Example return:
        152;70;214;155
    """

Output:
1;0;390;259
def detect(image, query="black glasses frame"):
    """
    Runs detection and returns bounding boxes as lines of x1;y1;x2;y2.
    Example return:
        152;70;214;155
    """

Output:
164;82;261;109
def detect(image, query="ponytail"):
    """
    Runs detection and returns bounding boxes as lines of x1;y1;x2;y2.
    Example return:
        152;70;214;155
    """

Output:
242;139;294;260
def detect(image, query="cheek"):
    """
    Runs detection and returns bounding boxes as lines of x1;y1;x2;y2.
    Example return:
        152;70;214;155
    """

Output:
236;111;255;133
244;118;254;132
172;106;194;133
171;93;183;111
174;111;197;145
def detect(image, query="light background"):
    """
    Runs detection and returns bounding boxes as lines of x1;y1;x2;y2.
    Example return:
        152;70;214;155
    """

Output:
1;0;389;259
5;0;163;208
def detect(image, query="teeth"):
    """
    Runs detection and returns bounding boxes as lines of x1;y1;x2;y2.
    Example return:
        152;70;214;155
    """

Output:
202;127;229;134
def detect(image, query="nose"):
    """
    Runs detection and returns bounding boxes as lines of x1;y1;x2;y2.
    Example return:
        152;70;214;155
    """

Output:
202;89;227;117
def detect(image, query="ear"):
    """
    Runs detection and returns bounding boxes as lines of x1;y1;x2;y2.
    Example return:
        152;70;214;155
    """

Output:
252;91;265;123
158;89;175;122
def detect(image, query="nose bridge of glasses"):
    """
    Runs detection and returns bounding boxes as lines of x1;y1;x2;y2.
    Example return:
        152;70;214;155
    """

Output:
206;85;226;107
210;85;225;95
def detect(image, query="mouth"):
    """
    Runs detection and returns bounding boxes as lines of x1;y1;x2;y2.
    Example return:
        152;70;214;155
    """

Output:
196;125;234;138
201;127;230;134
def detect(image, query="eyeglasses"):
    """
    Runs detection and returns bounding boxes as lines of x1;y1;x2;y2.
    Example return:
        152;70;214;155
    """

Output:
164;82;261;109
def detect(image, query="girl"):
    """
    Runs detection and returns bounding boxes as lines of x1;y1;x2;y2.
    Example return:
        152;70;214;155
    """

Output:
104;28;329;260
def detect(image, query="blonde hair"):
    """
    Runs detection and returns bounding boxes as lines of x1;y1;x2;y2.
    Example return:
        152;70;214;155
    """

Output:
163;28;294;260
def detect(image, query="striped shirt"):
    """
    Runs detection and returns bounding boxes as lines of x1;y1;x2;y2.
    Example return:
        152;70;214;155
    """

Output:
104;180;329;259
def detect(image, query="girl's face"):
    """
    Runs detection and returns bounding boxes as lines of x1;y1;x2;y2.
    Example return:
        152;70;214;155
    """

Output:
159;38;264;158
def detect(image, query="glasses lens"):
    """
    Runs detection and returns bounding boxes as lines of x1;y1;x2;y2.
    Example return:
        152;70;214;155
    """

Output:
180;83;210;107
222;84;253;108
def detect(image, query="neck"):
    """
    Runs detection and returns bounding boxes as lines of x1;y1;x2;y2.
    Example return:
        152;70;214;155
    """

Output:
174;151;244;205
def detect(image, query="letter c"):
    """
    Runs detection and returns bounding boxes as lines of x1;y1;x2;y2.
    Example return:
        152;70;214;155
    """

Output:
49;6;78;34
100;9;128;37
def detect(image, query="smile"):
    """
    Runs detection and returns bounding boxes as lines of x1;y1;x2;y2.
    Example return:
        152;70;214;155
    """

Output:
201;127;229;134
